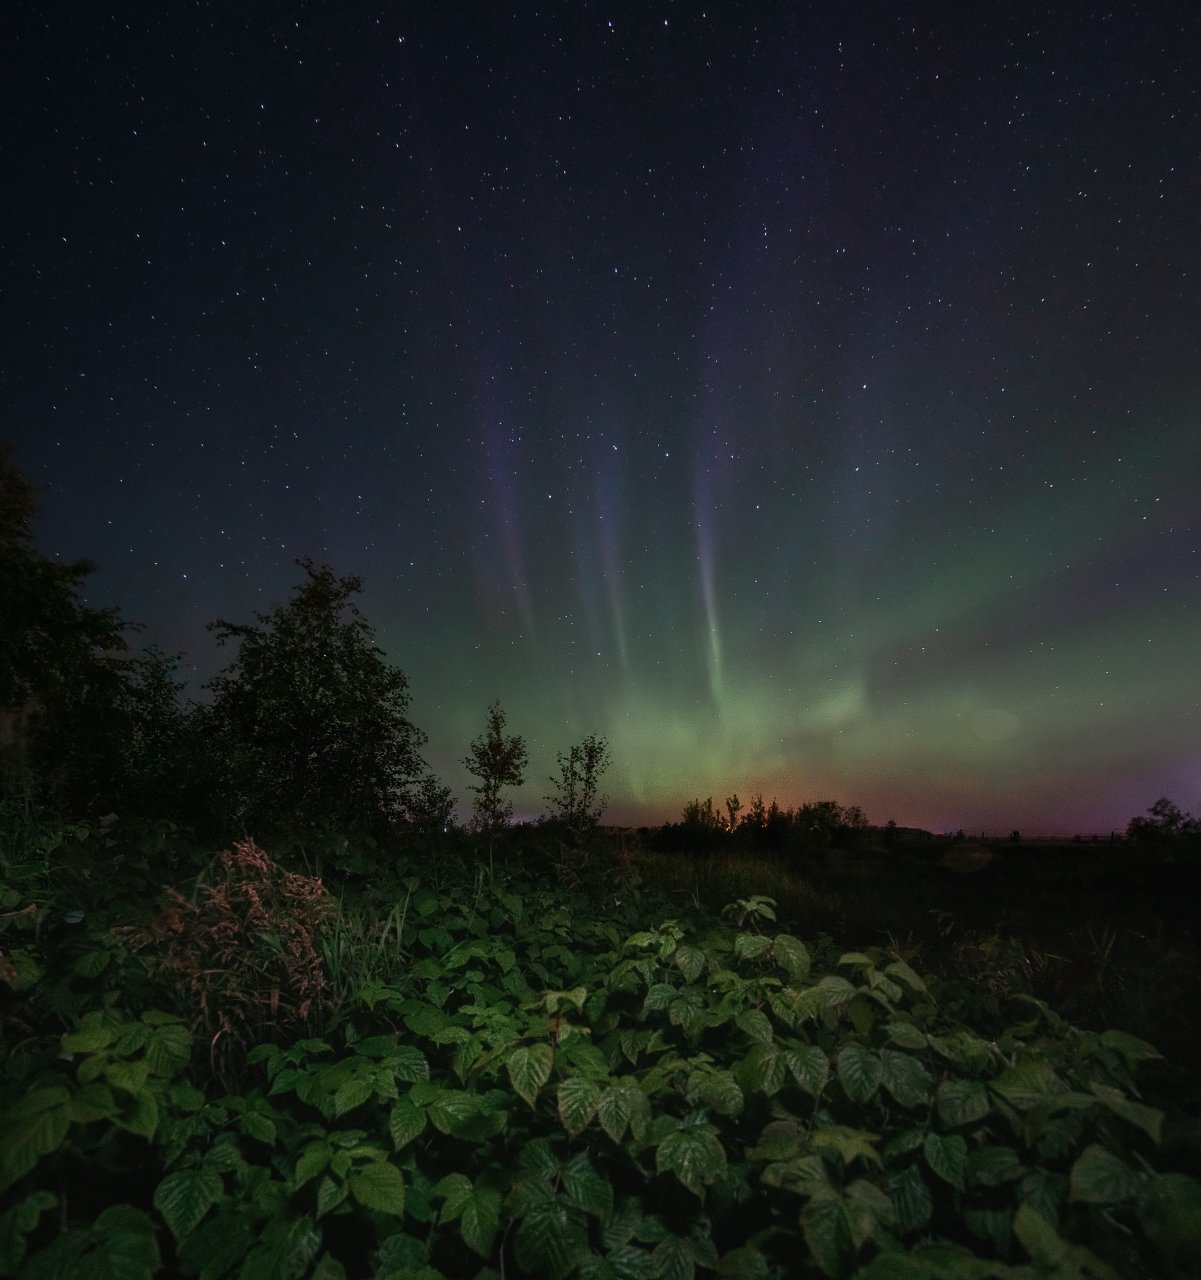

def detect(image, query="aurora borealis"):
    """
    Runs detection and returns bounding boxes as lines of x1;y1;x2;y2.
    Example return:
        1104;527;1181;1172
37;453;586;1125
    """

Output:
6;6;1198;833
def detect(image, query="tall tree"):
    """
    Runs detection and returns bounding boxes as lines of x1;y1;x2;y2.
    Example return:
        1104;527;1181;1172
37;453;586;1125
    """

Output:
463;701;527;833
204;558;425;836
1;445;132;808
546;733;611;833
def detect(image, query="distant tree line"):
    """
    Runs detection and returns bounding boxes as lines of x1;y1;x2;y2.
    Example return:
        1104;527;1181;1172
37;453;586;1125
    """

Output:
1126;797;1201;854
0;446;607;853
3;446;1195;862
650;793;870;856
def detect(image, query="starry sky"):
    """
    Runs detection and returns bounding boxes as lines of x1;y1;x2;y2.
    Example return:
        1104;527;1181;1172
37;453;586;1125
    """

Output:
5;5;1199;834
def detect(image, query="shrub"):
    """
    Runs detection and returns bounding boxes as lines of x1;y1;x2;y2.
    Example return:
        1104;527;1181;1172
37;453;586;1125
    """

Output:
119;839;334;1081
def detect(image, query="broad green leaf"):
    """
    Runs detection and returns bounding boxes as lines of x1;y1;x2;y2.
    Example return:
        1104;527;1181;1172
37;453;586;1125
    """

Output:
667;989;708;1035
240;1111;276;1145
758;1159;815;1200
814;975;858;1011
514;1201;590;1280
586;1244;658;1278
785;1045;829;1096
561;1151;614;1220
1089;1083;1164;1145
652;1233;696;1280
333;1078;374;1117
734;933;772;961
674;945;706;983
927;1030;994;1073
686;1070;744;1117
391;1045;430;1082
836;1043;883;1103
655;1120;726;1198
624;931;658;950
1098;1029;1161;1063
0;1089;71;1194
317;1174;348;1219
739;1043;787;1096
66;1082;117;1124
716;1245;771;1278
154;1167;223;1242
735;1009;773;1045
965;1205;1012;1257
15;1205;156;1279
311;1254;347;1280
883;959;928;995
936;1079;990;1128
61;1024;116;1053
923;1132;967;1191
558;1076;603;1137
349;1160;406;1216
293;1141;333;1189
105;1059;150;1096
1138;1172;1201;1268
1012;1202;1064;1265
990;1057;1064;1110
846;1177;896;1240
144;1023;192;1076
642;983;675;1014
878;1049;932;1108
518;1137;561;1180
801;1188;854;1278
771;934;811;982
883;1021;928;1052
0;1189;57;1274
460;1185;502;1258
598;1081;651;1144
389;1100;427;1150
115;1089;158;1141
882;1127;925;1160
967;1145;1023;1188
1070;1144;1142;1204
435;1172;474;1220
428;1090;492;1136
545;986;589;1014
810;1125;882;1170
241;1211;322;1280
1019;1168;1064;1229
602;1197;643;1249
508;1044;554;1109
888;1163;932;1233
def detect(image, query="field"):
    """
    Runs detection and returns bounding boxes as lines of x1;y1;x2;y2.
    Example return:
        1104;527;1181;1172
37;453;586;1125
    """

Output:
2;813;1200;1278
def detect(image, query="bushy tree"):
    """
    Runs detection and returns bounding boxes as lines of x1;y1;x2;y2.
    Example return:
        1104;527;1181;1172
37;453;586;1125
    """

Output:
545;733;611;833
0;445;150;811
404;773;457;833
1127;797;1200;852
463;701;527;833
203;559;425;836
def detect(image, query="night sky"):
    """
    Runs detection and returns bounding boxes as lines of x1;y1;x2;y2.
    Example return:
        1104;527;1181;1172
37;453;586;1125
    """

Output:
6;5;1199;834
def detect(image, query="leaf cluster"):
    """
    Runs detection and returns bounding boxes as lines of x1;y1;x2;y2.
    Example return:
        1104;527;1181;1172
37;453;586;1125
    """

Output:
3;862;1199;1279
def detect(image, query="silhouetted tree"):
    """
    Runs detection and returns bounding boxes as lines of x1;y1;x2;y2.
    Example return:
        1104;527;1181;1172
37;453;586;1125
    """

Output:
0;445;151;811
1127;797;1200;852
546;733;611;833
463;701;527;833
204;559;425;837
404;773;457;833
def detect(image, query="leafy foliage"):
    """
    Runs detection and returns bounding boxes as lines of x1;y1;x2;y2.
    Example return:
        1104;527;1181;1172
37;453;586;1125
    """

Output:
463;700;528;833
117;839;335;1081
4;844;1198;1279
545;734;612;834
203;559;426;836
